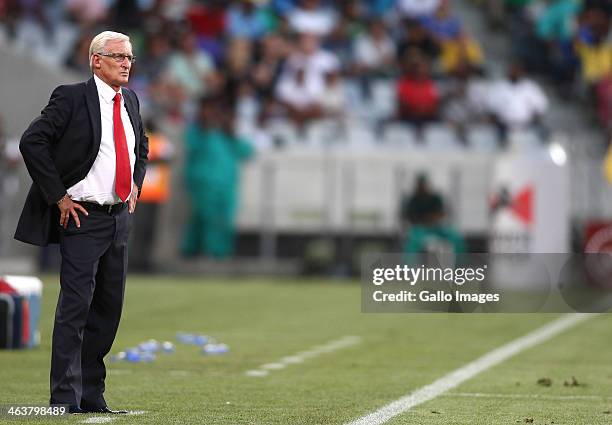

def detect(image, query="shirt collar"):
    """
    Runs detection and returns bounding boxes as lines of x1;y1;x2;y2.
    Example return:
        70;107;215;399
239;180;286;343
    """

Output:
93;74;123;104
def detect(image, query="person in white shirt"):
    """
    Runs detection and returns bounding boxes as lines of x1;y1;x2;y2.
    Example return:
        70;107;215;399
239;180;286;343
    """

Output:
276;34;341;127
486;62;549;144
354;19;397;70
15;30;148;415
397;0;441;19
288;0;338;36
353;18;397;97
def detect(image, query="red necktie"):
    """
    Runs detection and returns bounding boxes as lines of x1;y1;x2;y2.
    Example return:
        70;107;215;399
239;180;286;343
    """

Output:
113;92;131;202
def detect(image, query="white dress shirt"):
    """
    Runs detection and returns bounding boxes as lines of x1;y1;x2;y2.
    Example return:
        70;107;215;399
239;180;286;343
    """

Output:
487;78;549;128
67;74;136;205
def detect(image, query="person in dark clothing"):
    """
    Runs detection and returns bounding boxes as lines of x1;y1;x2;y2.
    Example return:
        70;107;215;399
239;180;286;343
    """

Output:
400;174;465;253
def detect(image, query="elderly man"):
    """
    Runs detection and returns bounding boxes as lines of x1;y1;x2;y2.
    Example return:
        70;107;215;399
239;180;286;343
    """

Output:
15;31;148;414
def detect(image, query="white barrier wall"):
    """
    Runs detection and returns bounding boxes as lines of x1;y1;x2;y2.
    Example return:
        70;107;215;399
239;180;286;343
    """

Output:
236;149;494;235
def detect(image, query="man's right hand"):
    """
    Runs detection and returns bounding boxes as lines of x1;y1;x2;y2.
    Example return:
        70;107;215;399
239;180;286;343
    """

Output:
57;195;89;228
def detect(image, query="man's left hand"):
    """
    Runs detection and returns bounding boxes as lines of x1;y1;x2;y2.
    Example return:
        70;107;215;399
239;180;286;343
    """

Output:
128;183;139;214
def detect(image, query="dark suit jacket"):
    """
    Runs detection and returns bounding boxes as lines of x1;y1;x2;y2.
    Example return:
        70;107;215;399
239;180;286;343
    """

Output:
14;77;149;246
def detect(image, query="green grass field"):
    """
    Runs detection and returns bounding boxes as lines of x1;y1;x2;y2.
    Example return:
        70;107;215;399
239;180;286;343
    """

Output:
1;276;611;424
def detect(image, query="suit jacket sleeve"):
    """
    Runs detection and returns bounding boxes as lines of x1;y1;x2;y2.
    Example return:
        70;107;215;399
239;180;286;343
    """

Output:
131;90;148;193
19;85;72;205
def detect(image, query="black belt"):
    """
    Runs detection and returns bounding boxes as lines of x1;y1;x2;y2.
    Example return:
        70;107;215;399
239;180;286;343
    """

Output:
78;201;127;214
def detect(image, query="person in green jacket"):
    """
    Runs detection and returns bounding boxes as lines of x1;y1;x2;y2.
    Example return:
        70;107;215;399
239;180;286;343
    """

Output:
399;173;465;254
181;95;254;258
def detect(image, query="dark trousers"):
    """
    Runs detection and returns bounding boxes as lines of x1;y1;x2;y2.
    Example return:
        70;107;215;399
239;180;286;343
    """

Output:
50;204;131;408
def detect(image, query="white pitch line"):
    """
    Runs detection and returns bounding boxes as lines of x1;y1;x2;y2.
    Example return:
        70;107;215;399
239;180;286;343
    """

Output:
447;392;612;401
81;418;116;424
245;335;361;377
107;369;132;375
346;314;593;425
245;370;269;377
261;362;287;370
80;410;146;423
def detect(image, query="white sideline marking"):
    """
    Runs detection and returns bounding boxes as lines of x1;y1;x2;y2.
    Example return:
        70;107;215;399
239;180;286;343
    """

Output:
245;335;361;377
261;362;286;370
346;314;593;425
107;369;132;375
245;370;269;377
81;418;115;424
80;410;147;423
447;392;612;401
169;370;191;377
244;369;270;378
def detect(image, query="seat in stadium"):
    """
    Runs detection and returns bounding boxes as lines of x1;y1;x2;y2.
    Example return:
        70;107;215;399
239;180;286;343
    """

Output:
370;79;397;120
466;124;499;153
508;128;543;152
345;120;376;148
266;120;300;148
383;123;417;148
423;123;464;152
304;119;344;148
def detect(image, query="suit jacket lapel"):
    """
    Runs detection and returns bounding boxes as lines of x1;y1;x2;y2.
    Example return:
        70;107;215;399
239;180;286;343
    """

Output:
85;77;102;156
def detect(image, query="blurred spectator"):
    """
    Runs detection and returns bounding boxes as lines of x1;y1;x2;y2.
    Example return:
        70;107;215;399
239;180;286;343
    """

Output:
397;0;441;19
584;0;612;14
323;16;355;65
535;0;582;83
186;0;226;37
182;96;254;259
400;174;465;254
226;37;255;80
397;20;440;63
65;31;94;75
425;1;485;74
252;34;290;99
441;62;489;142
596;75;612;130
420;0;462;40
487;62;549;144
271;0;298;16
276;65;325;127
137;32;172;84
336;0;367;38
108;0;142;32
288;0;338;36
364;0;396;18
353;17;397;95
227;0;270;40
439;33;484;74
575;8;612;85
166;31;216;100
396;57;440;131
131;120;175;272
319;69;346;117
65;0;108;26
276;33;340;126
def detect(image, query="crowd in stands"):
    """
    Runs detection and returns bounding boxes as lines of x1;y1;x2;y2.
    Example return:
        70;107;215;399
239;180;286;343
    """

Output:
0;0;609;148
478;0;612;133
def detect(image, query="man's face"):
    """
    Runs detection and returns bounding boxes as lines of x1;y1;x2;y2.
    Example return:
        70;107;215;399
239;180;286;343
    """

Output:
92;40;133;89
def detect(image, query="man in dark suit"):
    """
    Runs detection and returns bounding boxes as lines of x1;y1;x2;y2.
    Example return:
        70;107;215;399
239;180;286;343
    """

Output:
14;31;148;414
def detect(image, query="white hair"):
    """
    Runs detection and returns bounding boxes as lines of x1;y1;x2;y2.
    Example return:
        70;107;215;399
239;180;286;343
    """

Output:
89;31;131;71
